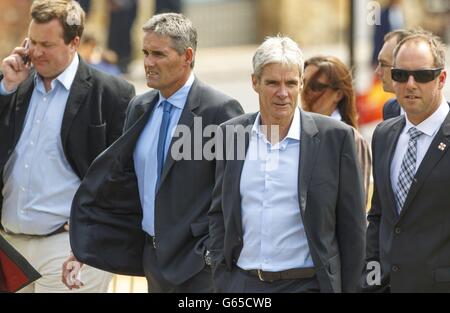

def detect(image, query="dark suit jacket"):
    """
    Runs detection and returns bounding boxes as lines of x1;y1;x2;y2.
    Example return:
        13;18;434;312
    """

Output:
382;98;401;120
365;111;450;292
209;111;366;293
0;235;40;292
0;57;135;219
69;78;244;284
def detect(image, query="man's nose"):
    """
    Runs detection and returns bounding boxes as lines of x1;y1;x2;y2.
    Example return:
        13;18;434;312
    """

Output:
144;55;156;67
277;85;288;98
406;74;417;88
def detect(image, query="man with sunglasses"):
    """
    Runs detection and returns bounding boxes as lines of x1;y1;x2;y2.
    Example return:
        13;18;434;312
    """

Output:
364;31;450;292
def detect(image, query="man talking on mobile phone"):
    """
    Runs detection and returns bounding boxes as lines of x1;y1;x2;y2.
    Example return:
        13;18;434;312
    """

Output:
0;0;135;292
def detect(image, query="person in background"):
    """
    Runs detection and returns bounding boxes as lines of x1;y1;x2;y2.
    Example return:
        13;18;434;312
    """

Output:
301;56;372;205
371;0;404;67
79;34;122;76
155;0;182;14
376;30;411;120
107;0;137;74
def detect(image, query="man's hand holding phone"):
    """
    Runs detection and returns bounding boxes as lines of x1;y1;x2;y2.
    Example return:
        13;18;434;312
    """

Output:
1;38;31;92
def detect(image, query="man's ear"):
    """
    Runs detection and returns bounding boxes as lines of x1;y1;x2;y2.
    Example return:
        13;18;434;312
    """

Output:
438;70;446;90
251;74;259;92
184;47;194;67
71;36;80;51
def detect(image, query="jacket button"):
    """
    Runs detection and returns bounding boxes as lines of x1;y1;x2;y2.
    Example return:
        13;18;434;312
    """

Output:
395;228;401;234
392;265;399;272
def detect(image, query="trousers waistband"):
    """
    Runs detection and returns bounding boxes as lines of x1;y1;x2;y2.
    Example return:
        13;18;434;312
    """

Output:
4;223;67;237
241;267;316;282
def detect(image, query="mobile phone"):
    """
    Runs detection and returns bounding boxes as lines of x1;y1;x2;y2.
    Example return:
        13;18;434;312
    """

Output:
22;39;30;65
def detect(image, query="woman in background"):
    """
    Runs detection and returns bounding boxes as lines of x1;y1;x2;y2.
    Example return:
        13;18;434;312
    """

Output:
301;56;372;206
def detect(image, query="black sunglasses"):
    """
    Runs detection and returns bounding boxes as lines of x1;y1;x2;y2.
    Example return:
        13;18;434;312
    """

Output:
391;68;443;83
306;81;335;92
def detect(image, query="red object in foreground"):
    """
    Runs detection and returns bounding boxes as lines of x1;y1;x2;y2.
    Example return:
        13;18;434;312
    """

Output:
357;78;393;125
0;235;41;292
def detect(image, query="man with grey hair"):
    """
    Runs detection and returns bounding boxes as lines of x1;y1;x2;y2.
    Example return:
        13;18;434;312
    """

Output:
365;31;450;292
0;0;134;292
208;36;366;292
63;13;243;292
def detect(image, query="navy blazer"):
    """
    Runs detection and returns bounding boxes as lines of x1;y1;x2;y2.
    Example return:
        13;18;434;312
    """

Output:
70;78;243;284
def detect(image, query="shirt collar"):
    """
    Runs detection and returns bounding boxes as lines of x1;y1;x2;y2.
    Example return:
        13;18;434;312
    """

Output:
404;97;449;137
330;108;342;121
34;54;79;92
252;106;301;143
157;73;195;109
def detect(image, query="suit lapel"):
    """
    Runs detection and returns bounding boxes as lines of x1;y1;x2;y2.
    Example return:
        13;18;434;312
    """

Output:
399;112;450;219
60;58;92;147
297;111;319;217
229;114;255;238
119;96;159;162
383;117;405;216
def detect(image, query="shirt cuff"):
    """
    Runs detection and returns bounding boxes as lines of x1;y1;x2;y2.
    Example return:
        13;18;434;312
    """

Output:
0;79;17;95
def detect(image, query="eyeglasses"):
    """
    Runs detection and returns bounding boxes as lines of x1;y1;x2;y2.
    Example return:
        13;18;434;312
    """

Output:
306;81;334;92
391;68;443;83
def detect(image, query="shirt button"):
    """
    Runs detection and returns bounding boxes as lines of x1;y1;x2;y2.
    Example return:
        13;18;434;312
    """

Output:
21;187;26;192
43;97;47;101
30;141;34;146
36;119;40;124
25;164;29;169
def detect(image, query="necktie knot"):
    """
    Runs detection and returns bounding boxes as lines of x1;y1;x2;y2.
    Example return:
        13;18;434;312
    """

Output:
162;100;172;114
407;127;423;142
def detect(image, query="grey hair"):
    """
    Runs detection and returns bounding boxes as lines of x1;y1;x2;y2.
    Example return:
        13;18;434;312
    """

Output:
252;36;304;79
143;13;197;68
393;29;447;68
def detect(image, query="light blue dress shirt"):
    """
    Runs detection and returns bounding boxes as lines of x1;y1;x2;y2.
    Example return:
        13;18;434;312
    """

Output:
1;55;81;235
134;73;194;236
237;107;314;271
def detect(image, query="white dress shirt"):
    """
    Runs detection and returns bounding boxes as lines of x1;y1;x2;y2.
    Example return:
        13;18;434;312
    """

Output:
237;107;314;271
390;98;449;194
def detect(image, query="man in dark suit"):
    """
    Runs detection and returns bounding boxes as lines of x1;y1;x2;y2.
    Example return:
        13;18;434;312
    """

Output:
63;13;243;292
208;36;366;293
375;30;411;120
0;0;134;292
365;31;450;292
